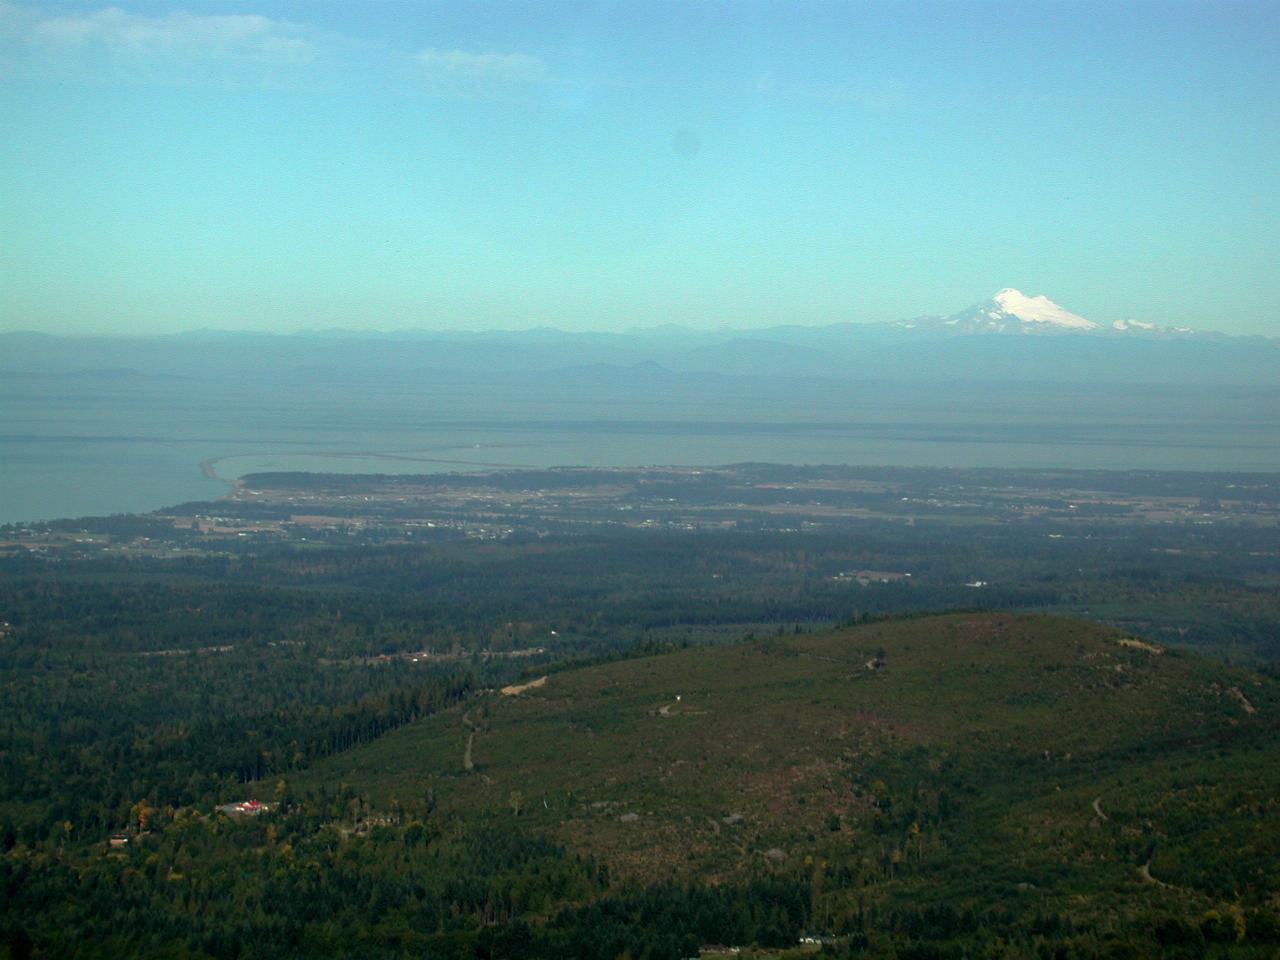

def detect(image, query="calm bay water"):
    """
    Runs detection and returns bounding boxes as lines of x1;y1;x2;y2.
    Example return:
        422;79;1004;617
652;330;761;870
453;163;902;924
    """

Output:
3;376;1277;524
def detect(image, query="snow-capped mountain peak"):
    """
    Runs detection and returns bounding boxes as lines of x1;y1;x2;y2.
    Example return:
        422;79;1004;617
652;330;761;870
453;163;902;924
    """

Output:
1112;318;1155;331
1113;317;1200;337
987;288;1098;330
915;288;1101;335
893;290;1204;338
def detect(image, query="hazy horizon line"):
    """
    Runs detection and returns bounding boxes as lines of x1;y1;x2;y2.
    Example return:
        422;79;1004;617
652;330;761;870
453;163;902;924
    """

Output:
0;316;1251;341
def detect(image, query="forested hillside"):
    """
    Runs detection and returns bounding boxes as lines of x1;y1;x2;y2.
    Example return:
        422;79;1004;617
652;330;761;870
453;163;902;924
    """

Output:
2;611;1277;958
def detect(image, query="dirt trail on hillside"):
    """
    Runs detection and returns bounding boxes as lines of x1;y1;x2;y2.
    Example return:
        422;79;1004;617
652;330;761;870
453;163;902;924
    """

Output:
1139;861;1171;888
462;710;477;772
502;676;547;696
1228;686;1258;715
1116;637;1163;655
1092;794;1173;888
657;699;707;718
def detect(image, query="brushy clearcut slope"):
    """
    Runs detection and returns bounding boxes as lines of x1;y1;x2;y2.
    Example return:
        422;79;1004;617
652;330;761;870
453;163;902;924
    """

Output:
303;612;1279;924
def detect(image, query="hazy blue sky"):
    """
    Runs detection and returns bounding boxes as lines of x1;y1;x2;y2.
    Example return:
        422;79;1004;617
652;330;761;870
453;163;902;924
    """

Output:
2;1;1277;335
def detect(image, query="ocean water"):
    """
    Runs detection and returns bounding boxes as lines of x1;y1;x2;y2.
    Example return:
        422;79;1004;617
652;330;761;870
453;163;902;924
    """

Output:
2;376;1277;524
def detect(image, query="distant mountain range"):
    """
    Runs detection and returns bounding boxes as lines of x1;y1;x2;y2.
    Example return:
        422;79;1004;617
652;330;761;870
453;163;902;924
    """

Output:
2;290;1275;387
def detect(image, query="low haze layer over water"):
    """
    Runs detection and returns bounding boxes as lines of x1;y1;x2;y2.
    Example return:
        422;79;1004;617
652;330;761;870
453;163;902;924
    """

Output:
3;376;1277;524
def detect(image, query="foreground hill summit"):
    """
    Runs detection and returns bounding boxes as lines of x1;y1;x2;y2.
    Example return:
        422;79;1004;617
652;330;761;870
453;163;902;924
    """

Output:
4;612;1276;958
302;612;1279;949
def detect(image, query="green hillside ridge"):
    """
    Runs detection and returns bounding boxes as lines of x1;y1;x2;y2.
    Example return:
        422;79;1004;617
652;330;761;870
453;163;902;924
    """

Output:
299;612;1280;936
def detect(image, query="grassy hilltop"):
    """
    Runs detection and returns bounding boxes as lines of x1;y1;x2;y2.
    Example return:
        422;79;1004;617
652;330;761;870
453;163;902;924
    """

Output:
301;612;1279;945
